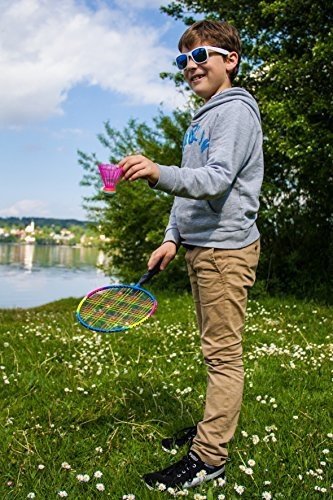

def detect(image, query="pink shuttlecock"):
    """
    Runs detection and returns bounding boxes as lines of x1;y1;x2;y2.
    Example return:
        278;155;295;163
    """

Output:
98;163;124;194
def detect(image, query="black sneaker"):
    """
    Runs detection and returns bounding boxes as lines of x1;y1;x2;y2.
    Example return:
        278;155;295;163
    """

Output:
143;450;225;490
161;425;197;451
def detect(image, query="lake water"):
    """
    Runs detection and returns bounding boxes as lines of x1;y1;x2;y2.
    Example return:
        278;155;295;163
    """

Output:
0;244;113;309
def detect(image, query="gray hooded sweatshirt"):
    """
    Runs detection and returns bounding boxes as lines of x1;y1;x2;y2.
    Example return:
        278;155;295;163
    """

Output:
154;87;264;249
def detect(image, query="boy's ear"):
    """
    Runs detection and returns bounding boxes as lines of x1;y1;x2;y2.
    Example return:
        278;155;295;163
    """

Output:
226;51;239;73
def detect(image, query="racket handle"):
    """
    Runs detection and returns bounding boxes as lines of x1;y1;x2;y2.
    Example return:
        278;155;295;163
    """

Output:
137;260;162;287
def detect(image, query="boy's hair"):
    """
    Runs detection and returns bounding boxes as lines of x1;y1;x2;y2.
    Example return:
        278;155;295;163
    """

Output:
178;20;242;82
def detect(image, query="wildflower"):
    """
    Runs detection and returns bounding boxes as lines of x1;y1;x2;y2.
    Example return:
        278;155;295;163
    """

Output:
27;494;36;499
265;425;277;432
61;462;71;470
322;449;329;454
167;487;176;495
327;433;333;438
248;459;256;467
217;477;226;486
94;471;103;478
38;464;45;470
234;484;245;495
196;469;207;479
218;495;226;500
157;483;166;491
252;435;260;445
193;494;206;500
58;492;68;498
314;486;327;493
96;483;105;491
122;496;135;500
176;490;189;496
241;430;248;437
76;473;90;482
95;446;103;453
262;492;272;500
245;467;253;475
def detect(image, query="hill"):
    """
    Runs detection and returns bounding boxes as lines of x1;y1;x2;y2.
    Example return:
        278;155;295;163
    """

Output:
0;216;88;228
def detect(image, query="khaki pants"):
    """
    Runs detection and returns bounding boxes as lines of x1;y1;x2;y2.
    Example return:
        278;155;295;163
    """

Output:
185;240;260;466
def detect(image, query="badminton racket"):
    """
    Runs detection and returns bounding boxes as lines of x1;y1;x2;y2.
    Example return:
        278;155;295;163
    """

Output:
76;263;161;333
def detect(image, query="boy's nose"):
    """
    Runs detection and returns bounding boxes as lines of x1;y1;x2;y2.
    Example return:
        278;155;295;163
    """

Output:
187;55;198;68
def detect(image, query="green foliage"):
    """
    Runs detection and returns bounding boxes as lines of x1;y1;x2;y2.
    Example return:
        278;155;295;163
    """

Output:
1;295;332;498
0;219;94;246
162;0;333;303
79;1;332;301
78;112;192;289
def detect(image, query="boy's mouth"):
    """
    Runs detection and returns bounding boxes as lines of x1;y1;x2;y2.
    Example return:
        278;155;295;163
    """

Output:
191;73;205;83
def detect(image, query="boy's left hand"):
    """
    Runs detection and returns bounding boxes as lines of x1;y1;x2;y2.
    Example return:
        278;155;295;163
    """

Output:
119;155;159;184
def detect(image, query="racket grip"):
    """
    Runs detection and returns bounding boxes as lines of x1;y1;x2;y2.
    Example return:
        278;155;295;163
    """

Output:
137;260;162;287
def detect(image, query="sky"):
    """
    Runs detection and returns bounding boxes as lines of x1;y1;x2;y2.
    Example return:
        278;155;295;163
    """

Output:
0;0;189;220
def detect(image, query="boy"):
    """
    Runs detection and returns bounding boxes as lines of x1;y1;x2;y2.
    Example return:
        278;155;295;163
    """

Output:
119;19;263;490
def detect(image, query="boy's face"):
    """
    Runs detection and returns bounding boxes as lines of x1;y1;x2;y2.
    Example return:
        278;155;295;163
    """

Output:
181;42;238;101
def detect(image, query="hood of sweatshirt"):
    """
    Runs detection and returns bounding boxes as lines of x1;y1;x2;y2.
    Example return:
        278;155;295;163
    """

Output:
193;87;261;125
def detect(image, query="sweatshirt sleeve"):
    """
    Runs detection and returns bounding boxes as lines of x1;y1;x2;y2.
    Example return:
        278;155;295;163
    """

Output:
162;199;181;246
153;101;258;200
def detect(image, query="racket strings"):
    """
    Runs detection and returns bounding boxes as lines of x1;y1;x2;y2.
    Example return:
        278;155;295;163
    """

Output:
79;286;155;331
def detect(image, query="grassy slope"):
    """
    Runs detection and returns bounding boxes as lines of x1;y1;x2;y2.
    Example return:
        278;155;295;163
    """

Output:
0;293;332;499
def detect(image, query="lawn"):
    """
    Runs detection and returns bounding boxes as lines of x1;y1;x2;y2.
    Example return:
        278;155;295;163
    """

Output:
0;292;332;499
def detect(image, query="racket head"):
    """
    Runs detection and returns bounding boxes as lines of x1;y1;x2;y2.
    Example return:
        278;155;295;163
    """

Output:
76;284;157;333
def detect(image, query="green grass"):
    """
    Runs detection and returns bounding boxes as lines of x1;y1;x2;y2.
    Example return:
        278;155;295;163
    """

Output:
0;292;332;499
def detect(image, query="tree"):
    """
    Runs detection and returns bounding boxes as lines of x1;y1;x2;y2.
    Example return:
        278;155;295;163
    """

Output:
162;0;333;302
79;1;332;302
78;111;192;289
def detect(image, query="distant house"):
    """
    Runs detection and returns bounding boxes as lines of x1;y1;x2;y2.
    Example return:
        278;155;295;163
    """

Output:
25;221;35;234
24;235;36;243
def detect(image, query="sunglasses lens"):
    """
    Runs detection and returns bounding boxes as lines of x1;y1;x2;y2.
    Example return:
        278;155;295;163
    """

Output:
176;54;187;70
192;47;208;64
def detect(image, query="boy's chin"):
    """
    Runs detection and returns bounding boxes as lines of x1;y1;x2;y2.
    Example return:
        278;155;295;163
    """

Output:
193;89;214;101
190;84;208;99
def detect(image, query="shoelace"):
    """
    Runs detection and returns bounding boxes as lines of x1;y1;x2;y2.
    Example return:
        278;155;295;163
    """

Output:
171;455;198;478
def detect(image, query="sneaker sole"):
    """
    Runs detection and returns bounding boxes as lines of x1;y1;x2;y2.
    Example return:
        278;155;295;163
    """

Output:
184;466;225;488
143;466;225;491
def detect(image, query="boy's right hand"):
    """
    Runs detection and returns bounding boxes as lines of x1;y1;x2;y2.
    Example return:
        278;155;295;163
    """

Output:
148;242;177;271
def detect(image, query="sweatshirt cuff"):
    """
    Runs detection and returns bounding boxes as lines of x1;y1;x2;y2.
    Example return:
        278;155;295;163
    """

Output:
163;228;181;247
152;165;177;194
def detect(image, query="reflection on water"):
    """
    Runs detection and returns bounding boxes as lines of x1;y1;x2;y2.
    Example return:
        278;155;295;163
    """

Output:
0;244;112;309
0;243;103;270
24;244;34;272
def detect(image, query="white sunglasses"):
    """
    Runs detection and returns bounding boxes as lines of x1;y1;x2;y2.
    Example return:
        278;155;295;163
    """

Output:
176;45;230;70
